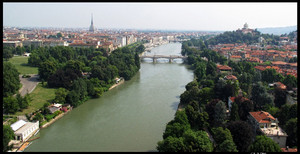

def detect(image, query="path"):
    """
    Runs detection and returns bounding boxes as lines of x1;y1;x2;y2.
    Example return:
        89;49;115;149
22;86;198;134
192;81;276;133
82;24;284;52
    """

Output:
18;74;40;96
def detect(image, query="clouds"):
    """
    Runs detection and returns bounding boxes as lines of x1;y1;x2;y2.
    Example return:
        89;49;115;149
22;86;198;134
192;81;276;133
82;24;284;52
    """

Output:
3;2;297;31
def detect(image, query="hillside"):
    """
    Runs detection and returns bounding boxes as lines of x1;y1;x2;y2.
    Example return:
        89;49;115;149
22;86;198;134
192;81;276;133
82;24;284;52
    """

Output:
256;25;297;35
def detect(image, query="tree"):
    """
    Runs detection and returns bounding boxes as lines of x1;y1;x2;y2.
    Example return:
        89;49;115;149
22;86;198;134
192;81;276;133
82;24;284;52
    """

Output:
16;93;31;110
66;90;80;107
230;102;240;121
274;88;287;108
3;48;13;60
33;112;44;122
3;96;20;114
227;120;254;152
163;122;190;140
205;99;219;126
213;100;227;127
251;82;274;110
199;87;214;105
235;96;254;121
216;139;238;152
180;86;200;105
248;135;282;152
53;88;68;104
282;74;297;90
261;68;283;83
157;136;185;152
182;129;213;152
285;118;297;147
3;62;20;97
38;59;58;81
3;125;15;152
211;127;238;152
185;101;209;130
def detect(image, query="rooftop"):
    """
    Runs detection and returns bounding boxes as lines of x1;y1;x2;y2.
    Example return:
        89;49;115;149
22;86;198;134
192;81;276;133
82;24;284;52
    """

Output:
10;120;27;131
249;111;276;124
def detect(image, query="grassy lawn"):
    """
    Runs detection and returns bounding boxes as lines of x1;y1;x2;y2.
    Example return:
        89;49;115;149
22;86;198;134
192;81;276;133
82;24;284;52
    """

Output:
8;56;38;74
14;83;57;116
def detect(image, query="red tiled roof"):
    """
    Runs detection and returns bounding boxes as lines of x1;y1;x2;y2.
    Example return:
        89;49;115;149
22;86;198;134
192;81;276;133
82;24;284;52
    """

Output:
231;55;242;59
272;61;287;65
249;111;276;124
255;66;266;71
281;148;298;152
225;75;237;80
274;82;287;90
217;65;232;70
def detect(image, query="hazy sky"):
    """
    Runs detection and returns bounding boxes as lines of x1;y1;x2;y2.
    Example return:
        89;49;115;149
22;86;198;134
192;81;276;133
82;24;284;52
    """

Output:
3;2;297;31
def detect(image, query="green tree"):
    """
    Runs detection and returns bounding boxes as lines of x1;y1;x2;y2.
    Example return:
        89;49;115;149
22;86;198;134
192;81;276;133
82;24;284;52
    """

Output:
182;129;213;152
3;62;20;97
248;135;282;152
227;120;254;152
274;88;287;108
66;90;80;107
216;139;238;152
251;82;274;110
213;100;227;127
38;59;58;81
185;101;209;130
53;88;68;104
3;48;13;60
157;136;185;152
230;102;240;121
3;96;20;114
285;118;297;147
3;125;15;152
33;112;44;122
282;74;297;90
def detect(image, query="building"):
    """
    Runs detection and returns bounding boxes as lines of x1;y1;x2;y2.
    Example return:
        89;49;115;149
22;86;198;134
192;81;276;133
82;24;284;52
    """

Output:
47;103;62;114
248;111;288;148
236;23;254;34
22;40;43;48
10;120;39;142
89;14;95;33
216;64;232;74
3;41;23;48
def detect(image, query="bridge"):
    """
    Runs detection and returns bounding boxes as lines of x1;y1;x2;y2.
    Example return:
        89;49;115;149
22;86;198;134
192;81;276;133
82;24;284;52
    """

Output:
140;55;187;63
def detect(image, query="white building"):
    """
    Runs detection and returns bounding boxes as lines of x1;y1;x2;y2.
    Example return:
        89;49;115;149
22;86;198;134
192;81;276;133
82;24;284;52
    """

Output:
10;120;39;142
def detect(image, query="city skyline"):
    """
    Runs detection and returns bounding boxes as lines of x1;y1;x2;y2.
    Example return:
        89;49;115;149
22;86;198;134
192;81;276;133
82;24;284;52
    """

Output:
3;2;297;31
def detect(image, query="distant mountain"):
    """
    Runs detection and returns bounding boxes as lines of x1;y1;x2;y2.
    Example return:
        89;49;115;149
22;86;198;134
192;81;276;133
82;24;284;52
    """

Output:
256;25;297;35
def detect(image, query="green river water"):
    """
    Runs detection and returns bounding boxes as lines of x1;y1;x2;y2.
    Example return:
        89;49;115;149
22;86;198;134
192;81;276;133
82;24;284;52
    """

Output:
25;42;194;152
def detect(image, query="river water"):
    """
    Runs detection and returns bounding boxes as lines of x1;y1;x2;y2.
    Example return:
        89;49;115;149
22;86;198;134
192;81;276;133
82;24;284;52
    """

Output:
25;42;194;152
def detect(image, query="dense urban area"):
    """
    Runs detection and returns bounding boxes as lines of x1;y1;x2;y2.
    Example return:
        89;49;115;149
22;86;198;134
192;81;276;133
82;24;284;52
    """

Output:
3;22;297;152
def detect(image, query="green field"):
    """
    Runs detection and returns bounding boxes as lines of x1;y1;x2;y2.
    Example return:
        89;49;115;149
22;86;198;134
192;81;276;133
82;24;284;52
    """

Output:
14;83;56;116
8;56;38;74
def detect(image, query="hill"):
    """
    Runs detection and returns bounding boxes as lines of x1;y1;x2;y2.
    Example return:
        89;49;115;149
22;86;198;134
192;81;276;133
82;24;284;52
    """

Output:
256;25;297;35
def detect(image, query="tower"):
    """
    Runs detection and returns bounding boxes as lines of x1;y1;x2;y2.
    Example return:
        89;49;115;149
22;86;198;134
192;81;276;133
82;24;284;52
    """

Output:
89;14;95;33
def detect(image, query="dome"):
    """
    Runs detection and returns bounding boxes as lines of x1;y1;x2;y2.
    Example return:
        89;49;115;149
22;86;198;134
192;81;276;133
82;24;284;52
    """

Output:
243;23;249;29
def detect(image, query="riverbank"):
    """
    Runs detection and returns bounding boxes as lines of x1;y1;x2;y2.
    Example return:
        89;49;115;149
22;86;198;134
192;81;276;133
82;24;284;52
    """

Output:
108;78;125;91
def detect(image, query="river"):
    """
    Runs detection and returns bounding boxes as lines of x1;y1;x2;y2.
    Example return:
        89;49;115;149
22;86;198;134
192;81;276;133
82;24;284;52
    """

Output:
25;42;194;152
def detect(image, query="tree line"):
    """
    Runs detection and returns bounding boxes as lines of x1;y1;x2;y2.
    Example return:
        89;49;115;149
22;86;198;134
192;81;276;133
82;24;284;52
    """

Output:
157;38;297;152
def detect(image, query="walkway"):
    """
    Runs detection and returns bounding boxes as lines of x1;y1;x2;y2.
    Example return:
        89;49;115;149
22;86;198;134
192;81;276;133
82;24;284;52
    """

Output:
18;74;40;96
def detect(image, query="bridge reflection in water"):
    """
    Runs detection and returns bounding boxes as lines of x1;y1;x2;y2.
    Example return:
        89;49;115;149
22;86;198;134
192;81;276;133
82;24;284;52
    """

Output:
140;55;187;63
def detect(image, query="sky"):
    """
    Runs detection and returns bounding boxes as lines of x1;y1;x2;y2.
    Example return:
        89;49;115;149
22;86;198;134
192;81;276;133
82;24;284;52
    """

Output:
3;2;298;31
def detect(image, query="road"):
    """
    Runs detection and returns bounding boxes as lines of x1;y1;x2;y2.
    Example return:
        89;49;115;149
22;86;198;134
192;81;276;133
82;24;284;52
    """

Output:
18;74;40;97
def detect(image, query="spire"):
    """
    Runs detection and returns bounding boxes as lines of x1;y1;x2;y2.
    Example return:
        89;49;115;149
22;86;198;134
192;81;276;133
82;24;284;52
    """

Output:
91;13;93;25
89;13;95;33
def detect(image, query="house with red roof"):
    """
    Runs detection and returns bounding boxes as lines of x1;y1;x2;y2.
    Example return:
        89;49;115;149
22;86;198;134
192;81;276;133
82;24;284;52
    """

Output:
281;147;297;152
216;64;232;74
248;111;288;148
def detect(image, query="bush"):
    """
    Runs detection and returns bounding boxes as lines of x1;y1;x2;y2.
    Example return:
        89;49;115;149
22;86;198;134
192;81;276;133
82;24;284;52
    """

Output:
45;114;55;121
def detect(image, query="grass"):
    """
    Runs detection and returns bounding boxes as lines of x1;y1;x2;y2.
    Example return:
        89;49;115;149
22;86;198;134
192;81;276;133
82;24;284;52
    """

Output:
14;83;57;116
8;56;38;74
